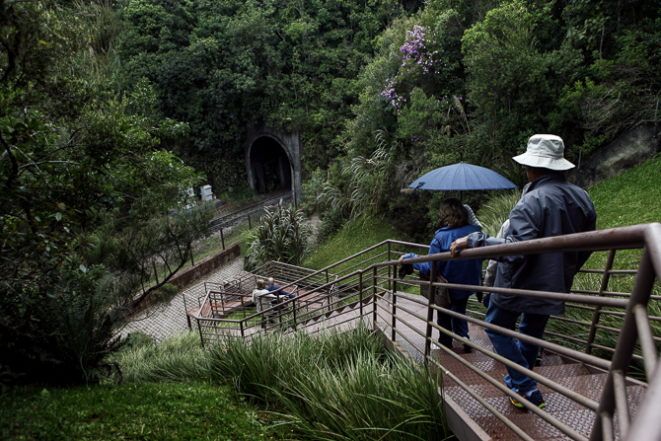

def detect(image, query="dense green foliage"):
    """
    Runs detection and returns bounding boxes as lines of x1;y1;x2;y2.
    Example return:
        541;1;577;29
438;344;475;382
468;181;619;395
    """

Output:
318;0;661;230
0;381;285;440
117;0;415;193
114;0;661;237
2;0;659;389
0;1;211;386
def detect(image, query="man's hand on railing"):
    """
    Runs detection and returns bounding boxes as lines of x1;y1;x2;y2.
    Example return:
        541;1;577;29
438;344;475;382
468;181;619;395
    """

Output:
450;236;469;257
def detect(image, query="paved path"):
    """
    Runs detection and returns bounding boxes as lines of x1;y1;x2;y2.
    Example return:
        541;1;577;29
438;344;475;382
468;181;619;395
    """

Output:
119;257;245;343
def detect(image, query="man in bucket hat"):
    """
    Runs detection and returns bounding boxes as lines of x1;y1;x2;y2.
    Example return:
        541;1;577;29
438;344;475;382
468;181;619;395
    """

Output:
450;134;597;410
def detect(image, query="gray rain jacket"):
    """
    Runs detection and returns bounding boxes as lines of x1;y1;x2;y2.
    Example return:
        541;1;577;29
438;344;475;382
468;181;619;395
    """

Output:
466;174;597;315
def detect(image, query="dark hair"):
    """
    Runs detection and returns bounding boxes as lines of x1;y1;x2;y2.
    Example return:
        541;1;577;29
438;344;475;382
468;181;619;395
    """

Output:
438;198;468;229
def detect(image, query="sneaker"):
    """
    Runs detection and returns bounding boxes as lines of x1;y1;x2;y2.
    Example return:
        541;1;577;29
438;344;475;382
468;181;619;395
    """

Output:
509;388;546;409
509;388;525;408
525;389;546;409
460;336;472;353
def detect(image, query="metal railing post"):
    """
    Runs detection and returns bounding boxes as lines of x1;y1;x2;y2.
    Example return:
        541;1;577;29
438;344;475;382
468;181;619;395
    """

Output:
586;249;616;354
424;261;437;364
187;314;192;330
391;264;397;342
326;268;331;313
293;298;297;331
248;214;252;229
359;271;364;319
589;248;656;441
190;248;195;266
372;266;378;327
153;260;159;285
387;242;392;291
198;320;205;349
220;227;225;250
240;320;245;338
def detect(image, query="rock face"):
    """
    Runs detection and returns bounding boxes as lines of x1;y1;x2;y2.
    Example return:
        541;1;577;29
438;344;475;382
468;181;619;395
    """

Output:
567;124;659;189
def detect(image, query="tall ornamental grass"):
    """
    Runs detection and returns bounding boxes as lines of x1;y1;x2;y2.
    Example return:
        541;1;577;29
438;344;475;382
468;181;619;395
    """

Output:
114;323;451;441
244;200;312;271
269;352;448;441
208;322;450;441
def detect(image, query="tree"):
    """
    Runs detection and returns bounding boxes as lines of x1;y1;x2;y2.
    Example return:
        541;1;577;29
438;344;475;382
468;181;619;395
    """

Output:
0;1;210;385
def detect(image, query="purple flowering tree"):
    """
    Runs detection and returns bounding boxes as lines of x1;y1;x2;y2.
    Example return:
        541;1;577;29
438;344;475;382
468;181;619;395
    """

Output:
381;25;458;112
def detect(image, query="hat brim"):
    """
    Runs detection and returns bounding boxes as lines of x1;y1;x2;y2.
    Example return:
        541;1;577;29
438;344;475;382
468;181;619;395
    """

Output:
512;152;575;171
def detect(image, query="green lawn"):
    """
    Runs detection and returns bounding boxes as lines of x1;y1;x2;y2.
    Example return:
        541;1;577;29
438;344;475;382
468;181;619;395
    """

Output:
581;155;661;275
0;382;289;441
589;156;661;229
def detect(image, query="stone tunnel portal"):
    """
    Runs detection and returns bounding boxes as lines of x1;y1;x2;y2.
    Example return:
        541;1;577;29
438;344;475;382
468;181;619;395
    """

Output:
249;136;292;194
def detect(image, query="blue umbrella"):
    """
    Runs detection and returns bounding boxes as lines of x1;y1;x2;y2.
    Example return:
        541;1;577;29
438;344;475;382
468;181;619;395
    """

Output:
409;162;516;192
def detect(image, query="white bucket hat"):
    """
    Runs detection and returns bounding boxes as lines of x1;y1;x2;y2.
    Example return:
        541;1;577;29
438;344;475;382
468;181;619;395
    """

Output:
512;134;575;171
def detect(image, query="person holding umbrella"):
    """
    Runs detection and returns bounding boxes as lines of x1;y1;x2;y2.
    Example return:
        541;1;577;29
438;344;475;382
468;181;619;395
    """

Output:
399;198;483;352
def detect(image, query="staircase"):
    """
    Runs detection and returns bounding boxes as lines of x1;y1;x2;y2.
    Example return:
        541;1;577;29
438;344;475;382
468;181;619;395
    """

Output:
435;325;646;440
183;224;661;441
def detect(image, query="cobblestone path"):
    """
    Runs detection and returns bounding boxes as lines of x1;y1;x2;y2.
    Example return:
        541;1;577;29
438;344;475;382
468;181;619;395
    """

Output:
119;257;245;343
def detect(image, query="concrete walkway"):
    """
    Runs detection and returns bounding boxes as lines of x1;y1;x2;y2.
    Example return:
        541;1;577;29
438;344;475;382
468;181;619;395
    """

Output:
118;257;245;343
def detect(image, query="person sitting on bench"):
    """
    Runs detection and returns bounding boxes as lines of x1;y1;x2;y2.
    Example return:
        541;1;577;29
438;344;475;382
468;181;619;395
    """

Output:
266;277;296;308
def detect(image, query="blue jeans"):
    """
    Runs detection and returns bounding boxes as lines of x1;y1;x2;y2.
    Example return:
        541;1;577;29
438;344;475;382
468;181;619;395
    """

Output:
484;302;549;393
437;297;469;348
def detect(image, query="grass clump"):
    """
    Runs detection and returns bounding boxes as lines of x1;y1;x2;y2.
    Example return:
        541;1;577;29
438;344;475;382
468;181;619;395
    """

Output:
208;322;450;441
110;331;209;383
0;382;284;441
475;190;521;238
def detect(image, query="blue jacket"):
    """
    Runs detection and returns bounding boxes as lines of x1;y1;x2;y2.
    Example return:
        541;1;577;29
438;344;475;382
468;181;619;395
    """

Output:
467;174;597;315
412;224;483;300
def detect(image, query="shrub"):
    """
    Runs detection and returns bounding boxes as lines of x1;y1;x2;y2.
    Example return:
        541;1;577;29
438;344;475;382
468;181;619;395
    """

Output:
152;283;179;302
244;200;312;271
317;206;348;244
1;267;124;387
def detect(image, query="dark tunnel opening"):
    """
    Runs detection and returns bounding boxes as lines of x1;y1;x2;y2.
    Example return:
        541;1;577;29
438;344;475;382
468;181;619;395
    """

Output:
249;137;292;194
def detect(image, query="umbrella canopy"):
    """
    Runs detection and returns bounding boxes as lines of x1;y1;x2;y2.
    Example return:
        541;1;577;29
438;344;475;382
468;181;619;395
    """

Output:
408;162;516;191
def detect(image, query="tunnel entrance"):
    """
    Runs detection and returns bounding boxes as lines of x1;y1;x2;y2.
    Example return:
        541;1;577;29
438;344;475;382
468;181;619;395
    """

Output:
249;136;292;194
